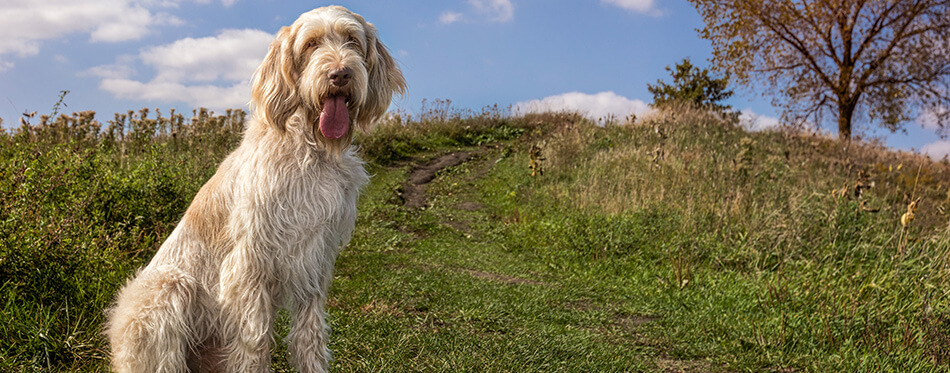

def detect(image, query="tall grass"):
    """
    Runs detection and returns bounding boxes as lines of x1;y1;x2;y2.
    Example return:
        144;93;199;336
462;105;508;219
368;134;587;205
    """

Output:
2;101;949;371
356;99;524;165
0;103;535;371
0;108;243;371
502;103;950;370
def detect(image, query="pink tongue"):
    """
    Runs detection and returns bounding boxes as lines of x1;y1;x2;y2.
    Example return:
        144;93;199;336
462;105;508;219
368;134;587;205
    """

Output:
319;96;349;139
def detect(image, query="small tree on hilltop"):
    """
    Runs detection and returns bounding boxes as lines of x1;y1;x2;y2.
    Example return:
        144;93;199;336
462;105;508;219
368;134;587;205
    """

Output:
648;58;736;117
688;0;950;141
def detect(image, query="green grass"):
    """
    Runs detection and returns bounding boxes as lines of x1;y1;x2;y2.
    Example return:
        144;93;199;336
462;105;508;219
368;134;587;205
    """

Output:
2;103;950;371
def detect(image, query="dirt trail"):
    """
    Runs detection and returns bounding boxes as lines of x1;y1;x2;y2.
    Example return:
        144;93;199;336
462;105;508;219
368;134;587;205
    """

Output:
394;146;714;372
402;151;474;208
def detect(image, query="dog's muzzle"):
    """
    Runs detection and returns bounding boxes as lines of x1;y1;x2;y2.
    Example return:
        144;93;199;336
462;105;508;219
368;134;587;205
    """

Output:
328;67;352;87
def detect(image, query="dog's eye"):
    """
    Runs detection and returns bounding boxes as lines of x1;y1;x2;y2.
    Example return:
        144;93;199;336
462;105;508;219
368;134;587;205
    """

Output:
305;39;319;50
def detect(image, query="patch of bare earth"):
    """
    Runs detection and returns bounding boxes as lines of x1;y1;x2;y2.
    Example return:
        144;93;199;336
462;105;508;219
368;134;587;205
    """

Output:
655;358;715;373
615;314;661;329
444;218;471;233
600;313;665;348
402;151;474;208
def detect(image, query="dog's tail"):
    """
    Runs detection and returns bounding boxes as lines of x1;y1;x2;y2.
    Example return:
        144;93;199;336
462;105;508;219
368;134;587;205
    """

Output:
105;265;203;373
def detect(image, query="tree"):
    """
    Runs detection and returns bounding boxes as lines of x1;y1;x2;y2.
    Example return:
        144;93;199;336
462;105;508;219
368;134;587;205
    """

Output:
648;58;735;116
688;0;950;140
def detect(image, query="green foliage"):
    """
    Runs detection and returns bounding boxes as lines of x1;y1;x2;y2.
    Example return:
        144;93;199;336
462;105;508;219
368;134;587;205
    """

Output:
2;103;950;371
356;100;524;165
0;108;241;371
648;58;734;117
0;144;182;370
515;105;950;371
688;0;950;140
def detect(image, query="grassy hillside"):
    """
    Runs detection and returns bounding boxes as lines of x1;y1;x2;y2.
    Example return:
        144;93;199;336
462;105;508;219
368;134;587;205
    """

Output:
1;103;949;371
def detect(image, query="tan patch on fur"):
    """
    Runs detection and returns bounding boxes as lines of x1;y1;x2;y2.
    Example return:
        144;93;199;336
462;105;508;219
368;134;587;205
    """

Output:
181;166;231;249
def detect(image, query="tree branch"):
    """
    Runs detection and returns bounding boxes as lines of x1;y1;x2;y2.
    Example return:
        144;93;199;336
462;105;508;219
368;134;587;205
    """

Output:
755;5;838;93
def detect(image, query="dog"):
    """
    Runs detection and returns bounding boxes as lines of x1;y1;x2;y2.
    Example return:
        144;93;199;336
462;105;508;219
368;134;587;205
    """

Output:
105;6;406;372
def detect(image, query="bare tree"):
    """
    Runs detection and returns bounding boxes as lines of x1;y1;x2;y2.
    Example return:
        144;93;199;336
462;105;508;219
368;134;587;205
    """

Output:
688;0;950;140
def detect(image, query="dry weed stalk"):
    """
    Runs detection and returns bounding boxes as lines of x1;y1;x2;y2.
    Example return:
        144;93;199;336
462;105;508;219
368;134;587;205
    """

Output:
899;164;923;255
529;144;545;177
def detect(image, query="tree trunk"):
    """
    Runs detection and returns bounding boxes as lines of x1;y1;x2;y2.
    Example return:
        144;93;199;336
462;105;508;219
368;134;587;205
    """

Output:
837;101;856;141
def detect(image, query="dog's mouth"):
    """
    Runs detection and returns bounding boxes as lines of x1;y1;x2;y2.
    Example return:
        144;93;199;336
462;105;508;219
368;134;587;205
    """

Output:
318;94;350;139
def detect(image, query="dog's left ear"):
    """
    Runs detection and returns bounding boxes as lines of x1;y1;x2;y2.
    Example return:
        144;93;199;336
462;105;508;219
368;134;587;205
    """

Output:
356;21;407;133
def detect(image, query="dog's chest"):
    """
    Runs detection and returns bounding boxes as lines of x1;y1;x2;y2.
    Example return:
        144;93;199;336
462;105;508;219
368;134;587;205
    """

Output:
267;158;367;293
271;161;365;236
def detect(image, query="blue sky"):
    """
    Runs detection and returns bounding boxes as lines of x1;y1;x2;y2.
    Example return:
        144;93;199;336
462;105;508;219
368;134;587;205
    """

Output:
1;0;946;157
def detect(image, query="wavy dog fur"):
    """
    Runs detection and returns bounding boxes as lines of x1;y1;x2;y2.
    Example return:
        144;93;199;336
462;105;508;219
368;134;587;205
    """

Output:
105;6;406;372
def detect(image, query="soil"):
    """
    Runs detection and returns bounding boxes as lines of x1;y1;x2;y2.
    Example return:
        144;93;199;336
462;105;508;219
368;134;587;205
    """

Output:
402;151;473;208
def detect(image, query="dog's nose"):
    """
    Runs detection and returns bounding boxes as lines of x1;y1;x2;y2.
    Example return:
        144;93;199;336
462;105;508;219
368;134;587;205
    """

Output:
328;68;352;87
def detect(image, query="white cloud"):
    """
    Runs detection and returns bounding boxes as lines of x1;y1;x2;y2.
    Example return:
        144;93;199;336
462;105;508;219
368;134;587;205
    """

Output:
441;0;513;24
917;105;949;130
602;0;661;16
1;0;164;51
513;91;651;121
439;11;463;24
921;140;950;160
0;38;40;58
93;29;273;111
100;79;250;110
89;8;183;43
0;0;226;68
139;29;271;83
469;0;514;22
83;62;137;80
739;109;782;131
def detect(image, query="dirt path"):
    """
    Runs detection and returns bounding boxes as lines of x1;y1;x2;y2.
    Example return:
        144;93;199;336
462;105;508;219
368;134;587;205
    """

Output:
385;145;716;372
402;151;474;208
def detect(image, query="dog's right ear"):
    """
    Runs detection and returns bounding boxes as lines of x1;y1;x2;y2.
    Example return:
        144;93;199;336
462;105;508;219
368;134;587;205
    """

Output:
251;26;299;132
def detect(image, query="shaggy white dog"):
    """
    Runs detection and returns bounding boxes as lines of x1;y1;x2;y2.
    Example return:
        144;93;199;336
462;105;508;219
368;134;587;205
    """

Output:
105;6;406;372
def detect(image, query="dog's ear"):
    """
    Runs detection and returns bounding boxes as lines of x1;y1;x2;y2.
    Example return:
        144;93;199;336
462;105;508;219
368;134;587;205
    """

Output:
356;22;407;133
251;26;300;132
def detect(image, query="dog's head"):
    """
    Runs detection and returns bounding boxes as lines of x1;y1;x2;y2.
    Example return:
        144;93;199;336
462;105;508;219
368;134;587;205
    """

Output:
251;6;406;149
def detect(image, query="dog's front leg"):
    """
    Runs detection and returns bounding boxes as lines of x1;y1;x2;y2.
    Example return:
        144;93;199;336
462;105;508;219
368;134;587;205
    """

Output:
287;293;332;373
218;249;276;372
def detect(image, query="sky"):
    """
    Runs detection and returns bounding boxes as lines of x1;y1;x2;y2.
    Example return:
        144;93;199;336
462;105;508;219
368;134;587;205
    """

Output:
0;0;947;158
